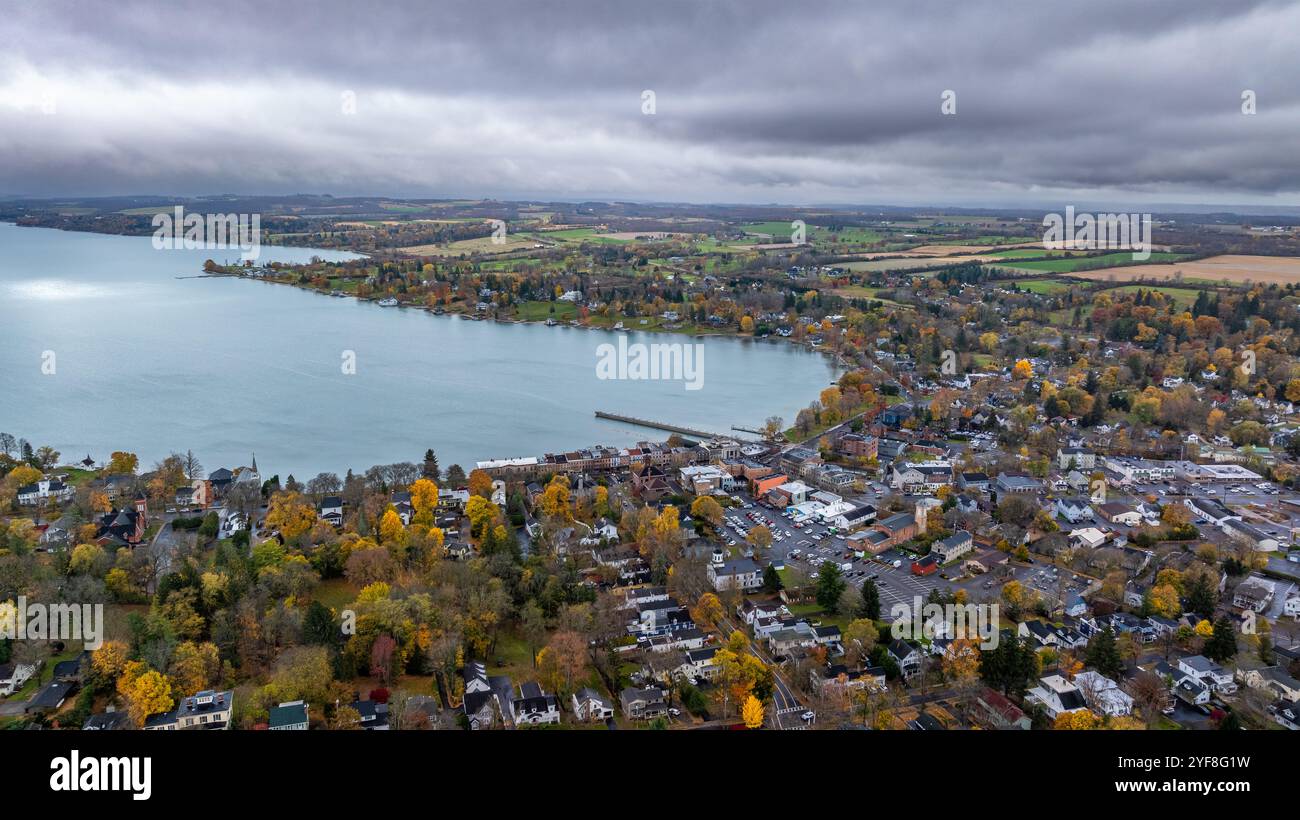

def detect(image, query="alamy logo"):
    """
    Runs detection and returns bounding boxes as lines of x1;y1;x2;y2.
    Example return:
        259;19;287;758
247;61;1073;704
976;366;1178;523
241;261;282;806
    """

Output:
1042;206;1151;260
595;335;704;391
151;206;261;261
50;751;151;801
890;596;1000;649
0;596;104;650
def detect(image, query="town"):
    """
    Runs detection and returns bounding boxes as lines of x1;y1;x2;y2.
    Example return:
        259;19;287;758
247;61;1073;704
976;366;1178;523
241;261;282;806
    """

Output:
4;289;1300;730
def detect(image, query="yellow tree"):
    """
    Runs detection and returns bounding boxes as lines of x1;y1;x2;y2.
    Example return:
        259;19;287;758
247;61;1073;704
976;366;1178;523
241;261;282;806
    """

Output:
124;669;175;727
468;469;494;499
265;492;317;541
106;451;140;475
742;695;765;729
379;507;408;547
409;478;439;528
538;475;572;519
465;495;498;539
690;496;724;528
691;592;724;631
1012;359;1033;380
91;640;130;682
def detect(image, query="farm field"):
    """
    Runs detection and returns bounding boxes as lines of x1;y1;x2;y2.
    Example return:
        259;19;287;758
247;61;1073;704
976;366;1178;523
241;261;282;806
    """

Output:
1106;284;1203;308
997;251;1188;273
1073;254;1300;285
397;234;546;256
844;255;1003;272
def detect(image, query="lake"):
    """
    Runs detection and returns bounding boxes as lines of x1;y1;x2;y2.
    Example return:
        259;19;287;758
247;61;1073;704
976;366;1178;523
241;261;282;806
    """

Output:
0;222;839;478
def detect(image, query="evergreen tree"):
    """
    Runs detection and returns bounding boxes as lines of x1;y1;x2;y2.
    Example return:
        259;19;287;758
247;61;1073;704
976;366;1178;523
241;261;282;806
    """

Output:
860;579;881;621
816;563;847;612
762;563;783;593
1204;616;1238;662
422;449;440;481
1085;626;1124;679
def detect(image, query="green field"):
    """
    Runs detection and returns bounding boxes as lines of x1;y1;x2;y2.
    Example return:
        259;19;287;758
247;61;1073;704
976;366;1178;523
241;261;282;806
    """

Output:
515;300;578;322
1013;279;1074;295
997;252;1188;273
1107;284;1203;308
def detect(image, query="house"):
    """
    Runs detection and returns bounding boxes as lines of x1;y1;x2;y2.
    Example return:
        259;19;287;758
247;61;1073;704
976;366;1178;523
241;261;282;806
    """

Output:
707;557;762;592
1055;497;1093;524
681;646;721;681
1069;527;1108;549
461;660;514;729
571;687;615;722
957;472;991;492
268;700;310;730
512;682;561;726
1178;655;1237;694
869;512;920;551
620;686;668;720
351;699;390;730
1239;666;1300;702
974;689;1031;730
767;621;820;656
94;496;149;547
0;661;37;696
26;679;76;715
317;496;344;526
17;478;75;506
811;663;887;695
1232;577;1275;613
888;639;923;679
1074;671;1134;716
1025;674;1090;720
83;710;133;731
175;689;234;729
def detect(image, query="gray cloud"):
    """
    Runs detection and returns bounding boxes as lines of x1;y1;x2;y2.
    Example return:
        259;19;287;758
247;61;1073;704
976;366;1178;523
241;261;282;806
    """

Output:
1;0;1298;206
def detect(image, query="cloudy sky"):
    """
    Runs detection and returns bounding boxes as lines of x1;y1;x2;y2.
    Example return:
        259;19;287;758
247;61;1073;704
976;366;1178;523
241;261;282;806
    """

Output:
2;0;1298;208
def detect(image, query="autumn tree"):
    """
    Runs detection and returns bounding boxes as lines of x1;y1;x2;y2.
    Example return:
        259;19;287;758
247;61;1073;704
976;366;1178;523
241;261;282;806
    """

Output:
742;694;764;728
265;491;317;542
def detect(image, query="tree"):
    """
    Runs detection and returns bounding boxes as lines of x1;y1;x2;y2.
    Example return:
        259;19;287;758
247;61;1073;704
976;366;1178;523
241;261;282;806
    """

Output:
182;449;203;480
746;524;773;553
468;469;494;499
1144;584;1181;619
536;630;587;695
843;618;879;664
170;641;221;696
408;477;439;526
121;666;174;726
265;491;317;541
741;694;764;728
1085;627;1124;679
816;563;847;612
106;451;139;475
378;508;408;546
762;563;783;593
860;578;882;620
421;449;440;481
1204;616;1238;662
689;496;724;528
978;634;1039;697
1012;359;1033;380
691;592;724;631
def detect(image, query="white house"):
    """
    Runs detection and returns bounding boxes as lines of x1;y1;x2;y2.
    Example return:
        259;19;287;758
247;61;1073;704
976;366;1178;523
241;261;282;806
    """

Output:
1074;671;1134;717
0;662;37;696
571;688;615;722
1025;674;1090;720
17;479;74;506
1178;655;1237;694
707;557;762;592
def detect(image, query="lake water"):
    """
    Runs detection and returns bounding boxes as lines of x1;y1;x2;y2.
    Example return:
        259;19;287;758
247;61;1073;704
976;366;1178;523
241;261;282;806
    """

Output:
0;222;839;478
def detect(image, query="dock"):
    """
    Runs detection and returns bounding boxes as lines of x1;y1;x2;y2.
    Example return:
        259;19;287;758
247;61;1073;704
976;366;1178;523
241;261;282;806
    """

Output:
594;411;746;441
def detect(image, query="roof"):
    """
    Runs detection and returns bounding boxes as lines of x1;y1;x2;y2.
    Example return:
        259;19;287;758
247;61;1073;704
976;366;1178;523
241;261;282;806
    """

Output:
268;700;309;728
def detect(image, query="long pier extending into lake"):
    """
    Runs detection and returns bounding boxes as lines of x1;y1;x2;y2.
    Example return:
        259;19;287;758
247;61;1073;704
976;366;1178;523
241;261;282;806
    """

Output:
594;410;744;440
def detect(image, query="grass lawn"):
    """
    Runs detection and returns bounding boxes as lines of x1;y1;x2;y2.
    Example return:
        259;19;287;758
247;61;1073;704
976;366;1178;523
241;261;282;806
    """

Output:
313;577;358;611
515;300;577;322
1013;278;1074;295
1107;284;1203;308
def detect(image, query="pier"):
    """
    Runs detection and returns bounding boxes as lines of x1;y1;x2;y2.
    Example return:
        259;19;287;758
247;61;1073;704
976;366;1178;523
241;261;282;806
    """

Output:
594;411;747;441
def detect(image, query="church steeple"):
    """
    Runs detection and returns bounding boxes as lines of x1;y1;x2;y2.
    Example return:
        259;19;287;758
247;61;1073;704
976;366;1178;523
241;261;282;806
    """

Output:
251;452;258;473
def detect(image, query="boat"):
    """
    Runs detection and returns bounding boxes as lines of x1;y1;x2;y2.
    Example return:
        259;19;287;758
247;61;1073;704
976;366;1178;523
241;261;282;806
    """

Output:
377;297;399;307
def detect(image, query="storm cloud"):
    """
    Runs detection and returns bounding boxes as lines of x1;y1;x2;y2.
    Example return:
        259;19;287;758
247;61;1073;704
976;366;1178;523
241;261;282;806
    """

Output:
1;0;1298;206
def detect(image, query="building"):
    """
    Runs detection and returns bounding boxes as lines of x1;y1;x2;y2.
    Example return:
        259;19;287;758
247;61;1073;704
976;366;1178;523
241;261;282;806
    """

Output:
572;688;615;722
1232;577;1275;613
707;557;763;591
1074;671;1133;716
268;700;309;730
17;478;74;506
931;531;973;563
891;462;953;494
512;682;561;726
1025;675;1089;720
1057;447;1096;471
620;686;668;720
